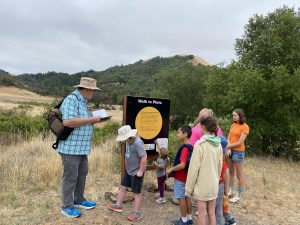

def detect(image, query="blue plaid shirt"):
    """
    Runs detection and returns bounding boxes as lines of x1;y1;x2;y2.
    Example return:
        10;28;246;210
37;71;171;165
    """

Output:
57;89;93;155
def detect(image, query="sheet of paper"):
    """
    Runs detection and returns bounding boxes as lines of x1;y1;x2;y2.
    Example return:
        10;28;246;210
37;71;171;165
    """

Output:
92;109;108;118
156;138;168;152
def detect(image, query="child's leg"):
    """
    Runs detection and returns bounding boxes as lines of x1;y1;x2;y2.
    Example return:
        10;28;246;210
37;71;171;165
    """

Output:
216;183;224;225
157;175;166;198
235;162;244;193
186;196;192;214
178;198;188;217
228;159;235;190
197;200;207;225
207;199;216;225
116;185;127;206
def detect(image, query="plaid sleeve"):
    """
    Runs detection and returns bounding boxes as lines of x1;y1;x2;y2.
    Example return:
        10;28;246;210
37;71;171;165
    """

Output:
61;95;78;120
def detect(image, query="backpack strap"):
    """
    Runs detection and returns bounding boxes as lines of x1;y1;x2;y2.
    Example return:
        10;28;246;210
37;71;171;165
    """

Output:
52;93;80;150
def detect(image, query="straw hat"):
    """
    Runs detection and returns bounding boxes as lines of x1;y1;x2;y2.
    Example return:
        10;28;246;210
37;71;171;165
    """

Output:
116;125;137;142
74;77;100;90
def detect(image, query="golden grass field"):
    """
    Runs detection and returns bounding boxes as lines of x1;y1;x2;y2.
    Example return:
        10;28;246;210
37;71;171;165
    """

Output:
0;87;300;224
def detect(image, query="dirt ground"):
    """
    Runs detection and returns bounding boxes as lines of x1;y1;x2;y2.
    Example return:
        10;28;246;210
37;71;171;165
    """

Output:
41;189;260;225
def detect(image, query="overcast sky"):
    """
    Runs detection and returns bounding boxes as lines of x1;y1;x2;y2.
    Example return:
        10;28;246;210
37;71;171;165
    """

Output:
0;0;298;75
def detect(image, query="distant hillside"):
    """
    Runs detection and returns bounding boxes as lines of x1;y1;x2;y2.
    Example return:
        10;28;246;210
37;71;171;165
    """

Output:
0;70;19;87
1;55;209;104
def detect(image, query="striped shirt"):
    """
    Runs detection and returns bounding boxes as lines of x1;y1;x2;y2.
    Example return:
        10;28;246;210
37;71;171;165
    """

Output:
57;89;93;155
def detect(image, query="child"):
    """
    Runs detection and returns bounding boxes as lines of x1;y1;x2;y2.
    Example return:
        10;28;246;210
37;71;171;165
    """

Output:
223;168;237;225
216;136;236;225
106;125;147;222
166;125;193;225
153;140;169;204
185;116;223;225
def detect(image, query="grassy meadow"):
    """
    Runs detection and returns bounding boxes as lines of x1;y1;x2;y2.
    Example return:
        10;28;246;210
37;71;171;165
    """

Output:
0;87;300;224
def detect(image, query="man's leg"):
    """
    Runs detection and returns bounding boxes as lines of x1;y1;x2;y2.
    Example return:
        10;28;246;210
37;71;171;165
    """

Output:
117;185;127;206
74;155;88;203
60;154;80;208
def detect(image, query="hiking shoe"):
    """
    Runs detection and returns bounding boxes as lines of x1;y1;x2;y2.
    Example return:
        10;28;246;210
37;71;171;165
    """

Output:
229;194;240;203
74;200;96;209
127;211;142;222
171;218;188;225
224;218;237;225
106;203;123;213
156;197;166;204
61;207;81;218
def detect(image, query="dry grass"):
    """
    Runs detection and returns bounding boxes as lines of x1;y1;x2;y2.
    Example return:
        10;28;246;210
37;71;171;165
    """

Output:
230;157;300;224
1;135;299;224
0;136;120;225
0;86;54;117
0;87;54;104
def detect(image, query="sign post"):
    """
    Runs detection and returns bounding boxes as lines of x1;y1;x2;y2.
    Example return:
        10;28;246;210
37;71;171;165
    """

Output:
121;95;170;178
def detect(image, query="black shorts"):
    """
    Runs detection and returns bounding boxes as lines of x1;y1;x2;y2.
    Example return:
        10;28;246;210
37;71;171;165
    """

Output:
121;171;144;194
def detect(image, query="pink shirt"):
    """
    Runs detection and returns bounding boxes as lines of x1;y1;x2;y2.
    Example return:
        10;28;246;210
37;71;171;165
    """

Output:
190;123;223;147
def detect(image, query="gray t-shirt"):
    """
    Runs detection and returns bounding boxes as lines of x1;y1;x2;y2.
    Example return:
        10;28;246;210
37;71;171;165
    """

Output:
156;157;167;177
125;136;146;176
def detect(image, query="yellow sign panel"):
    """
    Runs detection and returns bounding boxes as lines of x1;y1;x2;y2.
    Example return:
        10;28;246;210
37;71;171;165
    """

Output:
135;106;163;140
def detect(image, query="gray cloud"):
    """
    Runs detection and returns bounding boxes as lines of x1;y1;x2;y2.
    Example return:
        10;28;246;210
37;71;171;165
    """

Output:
0;0;298;74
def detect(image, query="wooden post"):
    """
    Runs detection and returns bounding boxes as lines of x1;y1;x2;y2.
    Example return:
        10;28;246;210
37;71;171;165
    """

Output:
120;95;127;180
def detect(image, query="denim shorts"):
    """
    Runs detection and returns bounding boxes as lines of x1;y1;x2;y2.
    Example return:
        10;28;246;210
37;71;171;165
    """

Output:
230;150;245;163
174;179;186;199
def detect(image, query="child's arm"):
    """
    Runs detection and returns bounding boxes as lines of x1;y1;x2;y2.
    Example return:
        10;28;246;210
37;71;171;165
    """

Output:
185;144;202;197
137;155;147;177
152;160;164;169
166;162;186;174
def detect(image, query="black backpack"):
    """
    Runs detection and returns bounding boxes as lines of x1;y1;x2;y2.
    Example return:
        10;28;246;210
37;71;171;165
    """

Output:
47;94;79;149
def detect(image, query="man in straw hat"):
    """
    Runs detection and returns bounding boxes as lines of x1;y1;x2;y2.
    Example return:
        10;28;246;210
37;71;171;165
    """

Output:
107;125;147;222
57;77;103;218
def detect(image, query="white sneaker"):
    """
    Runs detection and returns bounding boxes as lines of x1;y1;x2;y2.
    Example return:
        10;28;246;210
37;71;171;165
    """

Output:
154;193;160;198
156;197;166;204
229;194;240;203
228;188;234;197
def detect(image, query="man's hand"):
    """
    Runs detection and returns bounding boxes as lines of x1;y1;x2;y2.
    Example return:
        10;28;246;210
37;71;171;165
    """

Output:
136;170;144;177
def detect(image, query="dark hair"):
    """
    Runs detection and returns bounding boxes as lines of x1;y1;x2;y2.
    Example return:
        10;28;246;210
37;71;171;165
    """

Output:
233;108;246;124
179;125;192;138
200;116;218;136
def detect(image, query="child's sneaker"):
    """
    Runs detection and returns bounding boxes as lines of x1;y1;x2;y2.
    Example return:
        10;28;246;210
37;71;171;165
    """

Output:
224;218;237;225
229;193;240;203
74;200;96;209
61;207;81;218
106;203;123;213
171;218;188;225
154;192;160;198
228;188;234;197
156;197;166;204
127;211;142;221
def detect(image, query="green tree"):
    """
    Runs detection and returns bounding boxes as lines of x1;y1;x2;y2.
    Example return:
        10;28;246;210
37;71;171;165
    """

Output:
235;6;300;77
152;64;211;128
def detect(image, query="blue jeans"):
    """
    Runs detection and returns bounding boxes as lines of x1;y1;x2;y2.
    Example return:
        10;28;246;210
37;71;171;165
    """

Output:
216;183;224;225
